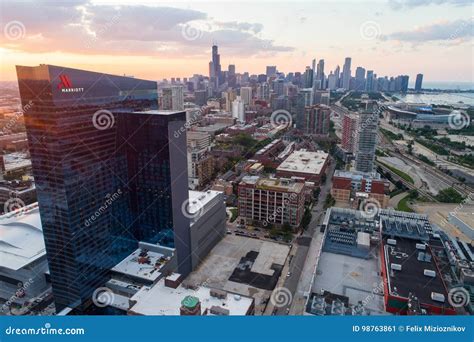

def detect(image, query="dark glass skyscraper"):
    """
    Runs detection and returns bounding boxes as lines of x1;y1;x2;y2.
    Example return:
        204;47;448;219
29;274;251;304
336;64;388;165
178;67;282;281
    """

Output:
415;73;423;92
16;65;191;313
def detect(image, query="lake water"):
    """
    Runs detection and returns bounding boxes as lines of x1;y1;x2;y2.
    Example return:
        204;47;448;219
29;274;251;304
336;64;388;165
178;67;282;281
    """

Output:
395;92;474;106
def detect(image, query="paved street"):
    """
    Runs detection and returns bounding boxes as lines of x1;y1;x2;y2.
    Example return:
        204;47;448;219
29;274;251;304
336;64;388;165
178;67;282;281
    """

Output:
272;160;336;315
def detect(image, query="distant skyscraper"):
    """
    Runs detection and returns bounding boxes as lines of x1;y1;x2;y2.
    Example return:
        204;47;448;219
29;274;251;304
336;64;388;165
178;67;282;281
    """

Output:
240;86;252;105
415;74;423;92
334;65;340;88
228;64;236;87
400;75;409;92
327;72;337;90
316;59;325;89
162;86;184;111
223;90;236;112
194;89;207;106
342;57;352;90
355;67;366;91
355;110;379;173
366;70;374;92
232;96;245;122
257;83;270;101
304;66;313;88
266;66;277;77
16;64;192;313
210;45;222;89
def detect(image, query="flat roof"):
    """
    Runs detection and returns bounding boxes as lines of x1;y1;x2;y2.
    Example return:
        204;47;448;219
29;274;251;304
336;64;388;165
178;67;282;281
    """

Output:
277;150;328;176
382;237;451;308
129;280;253;315
133;110;185;116
240;176;305;193
111;248;170;282
310;251;386;314
0;203;46;271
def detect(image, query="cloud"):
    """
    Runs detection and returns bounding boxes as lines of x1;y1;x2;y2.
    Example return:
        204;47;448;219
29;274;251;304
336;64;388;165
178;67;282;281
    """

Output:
388;0;472;10
213;21;264;34
0;1;293;57
379;18;473;44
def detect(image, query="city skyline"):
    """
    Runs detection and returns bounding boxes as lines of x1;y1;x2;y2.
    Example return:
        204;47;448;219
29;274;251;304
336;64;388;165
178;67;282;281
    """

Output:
1;0;473;83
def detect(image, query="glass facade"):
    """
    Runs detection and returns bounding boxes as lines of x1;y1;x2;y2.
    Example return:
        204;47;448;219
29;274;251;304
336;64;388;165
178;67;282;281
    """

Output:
16;65;191;313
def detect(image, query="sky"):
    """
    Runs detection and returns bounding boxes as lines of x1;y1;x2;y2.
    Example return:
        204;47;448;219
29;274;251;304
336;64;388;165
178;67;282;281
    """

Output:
0;0;473;83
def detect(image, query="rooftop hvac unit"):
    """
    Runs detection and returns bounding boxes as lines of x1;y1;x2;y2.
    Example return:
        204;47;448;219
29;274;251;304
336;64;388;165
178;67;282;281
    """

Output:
387;239;397;246
391;263;402;271
424;269;436;278
416;243;426;250
431;292;445;303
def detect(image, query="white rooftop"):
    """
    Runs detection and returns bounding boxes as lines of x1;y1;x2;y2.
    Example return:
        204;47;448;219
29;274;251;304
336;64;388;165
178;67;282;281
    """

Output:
111;248;170;282
188;190;222;219
277;150;328;175
129;280;253;316
0;203;46;271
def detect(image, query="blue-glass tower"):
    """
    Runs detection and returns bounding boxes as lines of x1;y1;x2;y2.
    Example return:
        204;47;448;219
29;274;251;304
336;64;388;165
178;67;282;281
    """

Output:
16;65;191;313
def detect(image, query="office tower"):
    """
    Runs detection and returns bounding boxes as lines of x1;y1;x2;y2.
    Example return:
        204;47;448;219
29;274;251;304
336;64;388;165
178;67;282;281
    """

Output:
400;75;409;92
228;64;236;87
334;65;340;88
304;105;331;135
273;78;285;96
355;67;366;91
162;86;184;111
300;88;314;106
194;89;207;106
209;45;222;89
240;86;252;105
366;70;374;92
341;113;359;153
223;90;237;112
316;59;325;89
342;57;352;90
355;110;379;173
232;96;245;122
415;74;423;92
16;65;191;313
257;83;270;101
327;72;337;90
313;90;330;105
303;66;313;88
266;66;277;77
257;74;267;83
